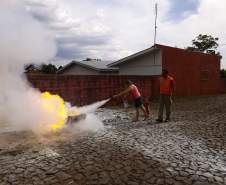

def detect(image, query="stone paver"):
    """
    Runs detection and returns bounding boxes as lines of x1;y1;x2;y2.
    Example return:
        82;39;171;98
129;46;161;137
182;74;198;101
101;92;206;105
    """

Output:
0;95;226;185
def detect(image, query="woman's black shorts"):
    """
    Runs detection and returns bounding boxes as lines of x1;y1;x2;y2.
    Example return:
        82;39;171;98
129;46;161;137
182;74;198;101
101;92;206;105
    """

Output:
134;96;143;108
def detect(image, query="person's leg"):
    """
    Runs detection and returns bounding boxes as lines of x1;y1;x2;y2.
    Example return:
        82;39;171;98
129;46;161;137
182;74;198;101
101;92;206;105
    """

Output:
133;108;139;122
165;95;171;121
144;102;150;116
157;95;164;121
140;105;148;120
144;97;150;116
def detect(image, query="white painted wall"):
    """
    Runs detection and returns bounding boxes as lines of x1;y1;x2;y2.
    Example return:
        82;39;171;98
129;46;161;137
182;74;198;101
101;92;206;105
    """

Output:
117;50;162;76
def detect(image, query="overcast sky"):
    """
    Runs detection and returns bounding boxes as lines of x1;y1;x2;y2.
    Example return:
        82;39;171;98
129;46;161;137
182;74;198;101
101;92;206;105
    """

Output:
22;0;226;67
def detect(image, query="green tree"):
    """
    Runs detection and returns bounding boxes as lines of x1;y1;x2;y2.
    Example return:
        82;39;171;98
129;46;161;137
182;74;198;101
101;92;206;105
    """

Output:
83;58;101;61
220;69;226;78
187;34;221;58
40;64;58;74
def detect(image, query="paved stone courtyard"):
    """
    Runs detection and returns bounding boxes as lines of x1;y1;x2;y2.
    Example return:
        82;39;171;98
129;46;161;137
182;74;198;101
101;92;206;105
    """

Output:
0;95;226;185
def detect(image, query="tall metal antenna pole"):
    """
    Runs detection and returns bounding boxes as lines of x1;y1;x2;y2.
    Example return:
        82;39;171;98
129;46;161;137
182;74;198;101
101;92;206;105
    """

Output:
153;3;158;65
154;3;158;47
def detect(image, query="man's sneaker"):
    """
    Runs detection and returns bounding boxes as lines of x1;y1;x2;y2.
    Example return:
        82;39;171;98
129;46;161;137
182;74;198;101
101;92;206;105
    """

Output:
156;118;163;123
164;119;170;122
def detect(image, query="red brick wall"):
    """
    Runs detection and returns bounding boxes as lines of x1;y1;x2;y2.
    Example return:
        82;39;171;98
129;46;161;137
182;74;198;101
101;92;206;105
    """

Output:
157;44;224;95
27;75;155;106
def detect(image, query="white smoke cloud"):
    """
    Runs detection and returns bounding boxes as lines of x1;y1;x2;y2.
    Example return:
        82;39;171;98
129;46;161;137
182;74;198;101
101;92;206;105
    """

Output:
0;0;56;72
65;99;109;133
0;0;57;132
0;0;106;134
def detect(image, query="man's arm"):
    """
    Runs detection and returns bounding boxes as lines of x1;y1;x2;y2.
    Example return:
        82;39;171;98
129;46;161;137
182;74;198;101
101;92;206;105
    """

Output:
170;79;176;97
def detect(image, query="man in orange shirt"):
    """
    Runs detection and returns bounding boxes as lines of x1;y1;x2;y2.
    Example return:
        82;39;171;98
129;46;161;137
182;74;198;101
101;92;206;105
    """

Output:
156;69;175;123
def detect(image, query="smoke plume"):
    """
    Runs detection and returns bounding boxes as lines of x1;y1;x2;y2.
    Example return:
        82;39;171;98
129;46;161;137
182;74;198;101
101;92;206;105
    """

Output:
67;99;109;132
0;0;107;134
0;0;57;132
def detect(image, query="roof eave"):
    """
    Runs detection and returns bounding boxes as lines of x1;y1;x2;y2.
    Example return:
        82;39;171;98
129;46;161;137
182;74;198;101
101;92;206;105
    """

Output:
108;47;160;67
99;68;119;72
57;61;76;74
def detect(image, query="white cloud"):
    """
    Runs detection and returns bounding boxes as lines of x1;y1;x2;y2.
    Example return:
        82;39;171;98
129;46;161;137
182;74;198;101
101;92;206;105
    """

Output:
22;0;226;67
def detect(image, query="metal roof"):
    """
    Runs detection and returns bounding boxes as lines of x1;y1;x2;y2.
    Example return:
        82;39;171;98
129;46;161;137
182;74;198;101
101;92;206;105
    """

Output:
57;60;118;74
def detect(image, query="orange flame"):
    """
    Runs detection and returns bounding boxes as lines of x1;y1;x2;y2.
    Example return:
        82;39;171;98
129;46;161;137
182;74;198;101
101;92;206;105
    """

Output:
41;92;67;130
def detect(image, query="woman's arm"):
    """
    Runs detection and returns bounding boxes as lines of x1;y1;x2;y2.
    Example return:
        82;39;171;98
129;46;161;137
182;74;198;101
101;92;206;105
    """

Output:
114;86;132;98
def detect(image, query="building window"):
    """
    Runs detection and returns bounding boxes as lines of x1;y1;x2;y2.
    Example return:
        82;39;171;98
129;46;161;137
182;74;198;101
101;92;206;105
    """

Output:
200;70;209;80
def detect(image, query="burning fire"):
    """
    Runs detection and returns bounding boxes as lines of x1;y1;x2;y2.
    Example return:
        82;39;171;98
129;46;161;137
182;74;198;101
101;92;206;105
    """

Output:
41;92;67;130
37;92;107;133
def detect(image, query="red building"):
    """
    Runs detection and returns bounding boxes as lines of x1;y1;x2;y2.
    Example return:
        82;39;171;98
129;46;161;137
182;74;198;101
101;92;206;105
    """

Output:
107;44;224;96
157;44;223;95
